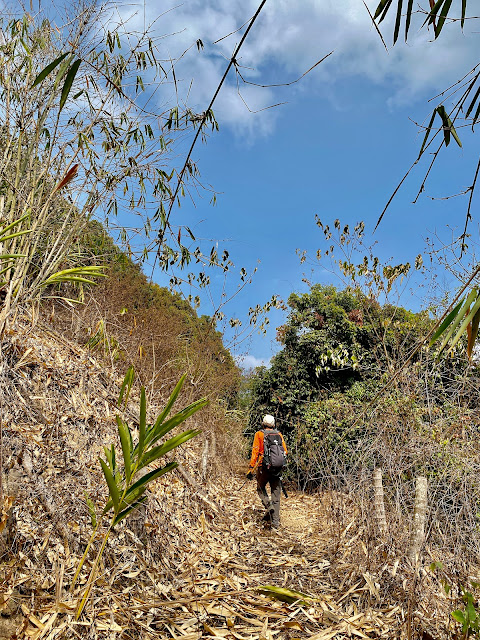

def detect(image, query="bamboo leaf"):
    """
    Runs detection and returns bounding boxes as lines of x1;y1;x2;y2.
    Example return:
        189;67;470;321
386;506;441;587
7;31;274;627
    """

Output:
461;0;467;28
430;299;464;345
468;306;480;360
59;59;81;112
426;0;446;26
148;374;186;433
125;461;178;497
138;387;147;458
419;110;437;157
448;293;480;354
436;105;451;146
437;289;478;354
99;458;120;512
473;101;480;126
465;83;480;119
52;163;79;194
393;0;403;44
139;430;200;470
113;496;147;526
116;416;132;483
436;105;461;148
0;229;32;243
118;365;135;407
256;585;313;605
405;0;414;39
0;212;31;236
145;398;208;449
374;0;393;21
434;0;453;37
31;52;70;87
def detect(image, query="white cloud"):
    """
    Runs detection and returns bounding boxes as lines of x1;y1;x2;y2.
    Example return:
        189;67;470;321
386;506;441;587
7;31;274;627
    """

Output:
113;1;478;135
235;353;270;370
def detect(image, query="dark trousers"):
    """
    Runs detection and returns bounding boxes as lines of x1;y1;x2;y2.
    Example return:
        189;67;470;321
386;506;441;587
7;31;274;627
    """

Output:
256;466;281;527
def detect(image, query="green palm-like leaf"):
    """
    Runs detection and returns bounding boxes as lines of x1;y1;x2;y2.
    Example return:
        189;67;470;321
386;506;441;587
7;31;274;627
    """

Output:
147;374;187;436
113;496;148;526
31;52;70;87
99;458;120;512
0;230;32;242
42;266;106;287
139;430;200;470
138;387;147;458
0;212;30;238
393;0;403;44
437;288;478;354
0;254;28;260
434;0;453;37
429;299;464;345
125;461;178;497
447;293;480;354
436;105;462;147
144;398;208;450
116;416;132;483
118;365;135;407
59;59;81;112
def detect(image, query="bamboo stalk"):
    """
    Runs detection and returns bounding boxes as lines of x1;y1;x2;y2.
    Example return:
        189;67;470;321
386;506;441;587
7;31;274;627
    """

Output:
408;476;428;562
373;467;387;534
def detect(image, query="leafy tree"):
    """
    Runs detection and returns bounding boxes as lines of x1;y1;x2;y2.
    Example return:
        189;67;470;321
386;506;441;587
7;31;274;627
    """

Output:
246;284;430;434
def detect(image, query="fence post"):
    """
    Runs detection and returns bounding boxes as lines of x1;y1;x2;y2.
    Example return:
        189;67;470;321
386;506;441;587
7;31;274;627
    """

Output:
373;467;387;534
408;476;428;562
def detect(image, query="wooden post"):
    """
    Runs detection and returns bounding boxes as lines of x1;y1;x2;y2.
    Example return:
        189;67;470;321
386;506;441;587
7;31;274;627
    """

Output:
408;476;428;562
373;467;387;534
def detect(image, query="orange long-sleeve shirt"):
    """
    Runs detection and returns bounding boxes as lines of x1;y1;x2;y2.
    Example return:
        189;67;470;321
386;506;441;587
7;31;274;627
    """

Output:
249;429;288;469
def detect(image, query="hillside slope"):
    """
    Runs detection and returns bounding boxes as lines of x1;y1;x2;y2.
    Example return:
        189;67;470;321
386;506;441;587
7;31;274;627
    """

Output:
0;320;461;640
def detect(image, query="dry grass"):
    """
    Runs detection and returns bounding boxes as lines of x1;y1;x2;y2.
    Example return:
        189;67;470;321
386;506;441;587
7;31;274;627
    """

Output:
0;317;476;639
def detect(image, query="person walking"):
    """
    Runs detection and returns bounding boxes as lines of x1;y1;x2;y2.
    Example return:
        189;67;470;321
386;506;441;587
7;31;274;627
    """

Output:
247;415;287;529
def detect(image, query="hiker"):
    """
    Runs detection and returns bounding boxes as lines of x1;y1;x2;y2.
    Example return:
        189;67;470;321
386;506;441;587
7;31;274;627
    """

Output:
247;415;287;529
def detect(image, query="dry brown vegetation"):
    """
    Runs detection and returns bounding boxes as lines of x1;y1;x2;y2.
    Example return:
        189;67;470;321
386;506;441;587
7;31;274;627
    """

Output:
0;315;478;640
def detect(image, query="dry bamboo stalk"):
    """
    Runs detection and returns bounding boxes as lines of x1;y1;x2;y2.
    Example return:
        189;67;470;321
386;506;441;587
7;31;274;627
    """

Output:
177;464;219;513
373;467;387;534
408;476;428;562
201;439;209;481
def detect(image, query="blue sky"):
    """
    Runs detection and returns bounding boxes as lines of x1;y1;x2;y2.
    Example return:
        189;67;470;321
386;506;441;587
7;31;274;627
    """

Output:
125;0;479;368
21;0;476;368
0;0;479;366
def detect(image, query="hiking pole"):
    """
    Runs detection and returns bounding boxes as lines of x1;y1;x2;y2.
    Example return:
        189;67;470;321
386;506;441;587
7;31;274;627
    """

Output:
281;480;288;498
237;479;249;493
238;460;260;493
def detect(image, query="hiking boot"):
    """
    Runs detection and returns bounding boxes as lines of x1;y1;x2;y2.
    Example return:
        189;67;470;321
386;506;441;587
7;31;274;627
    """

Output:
262;507;274;522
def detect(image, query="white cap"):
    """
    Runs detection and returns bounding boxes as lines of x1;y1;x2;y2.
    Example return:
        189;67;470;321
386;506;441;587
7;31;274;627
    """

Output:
262;414;275;427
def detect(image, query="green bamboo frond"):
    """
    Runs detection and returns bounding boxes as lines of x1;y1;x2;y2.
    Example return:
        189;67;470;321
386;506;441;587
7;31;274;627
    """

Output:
41;266;106;287
75;367;205;619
